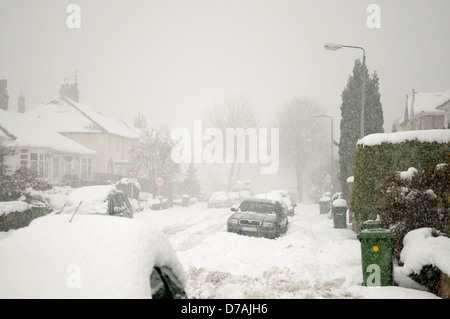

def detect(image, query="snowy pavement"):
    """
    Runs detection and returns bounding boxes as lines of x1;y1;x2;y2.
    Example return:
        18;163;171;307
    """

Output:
135;203;439;299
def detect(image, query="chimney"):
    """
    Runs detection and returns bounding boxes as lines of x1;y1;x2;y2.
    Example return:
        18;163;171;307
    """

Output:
0;79;9;111
59;82;79;102
18;93;25;113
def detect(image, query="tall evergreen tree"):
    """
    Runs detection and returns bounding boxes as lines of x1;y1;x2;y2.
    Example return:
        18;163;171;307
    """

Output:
180;163;201;197
339;59;384;193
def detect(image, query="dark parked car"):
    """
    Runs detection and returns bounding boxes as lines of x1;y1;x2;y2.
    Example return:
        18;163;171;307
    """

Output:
227;199;288;239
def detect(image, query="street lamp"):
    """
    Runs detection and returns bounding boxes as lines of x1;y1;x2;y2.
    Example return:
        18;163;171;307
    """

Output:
324;43;366;138
312;114;334;191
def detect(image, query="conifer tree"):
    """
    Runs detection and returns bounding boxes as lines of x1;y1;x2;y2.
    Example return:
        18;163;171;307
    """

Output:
180;163;201;197
339;59;384;193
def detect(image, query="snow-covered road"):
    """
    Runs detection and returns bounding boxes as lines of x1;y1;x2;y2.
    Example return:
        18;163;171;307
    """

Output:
136;203;438;299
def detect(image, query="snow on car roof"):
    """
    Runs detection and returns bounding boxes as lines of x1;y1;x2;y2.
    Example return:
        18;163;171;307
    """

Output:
210;192;229;200
0;214;186;298
255;192;282;202
66;185;117;215
68;185;116;205
244;197;279;205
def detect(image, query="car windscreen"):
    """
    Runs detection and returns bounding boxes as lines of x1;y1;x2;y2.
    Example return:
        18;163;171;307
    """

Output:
239;201;277;214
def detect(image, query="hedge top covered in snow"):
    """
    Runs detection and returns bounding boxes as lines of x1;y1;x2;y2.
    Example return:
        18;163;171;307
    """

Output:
0;214;186;298
401;228;450;276
0;201;29;217
357;129;450;147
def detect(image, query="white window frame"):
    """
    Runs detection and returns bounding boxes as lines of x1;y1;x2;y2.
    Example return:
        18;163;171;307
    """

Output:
53;156;60;179
30;152;48;178
81;157;93;180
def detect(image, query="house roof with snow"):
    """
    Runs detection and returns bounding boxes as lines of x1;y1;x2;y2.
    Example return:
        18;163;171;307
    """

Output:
26;96;139;139
400;89;450;127
408;89;450;117
436;91;450;111
0;109;96;155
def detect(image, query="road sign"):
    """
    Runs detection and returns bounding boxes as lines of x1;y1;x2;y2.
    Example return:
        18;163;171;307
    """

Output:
324;173;331;184
128;170;138;178
155;176;164;188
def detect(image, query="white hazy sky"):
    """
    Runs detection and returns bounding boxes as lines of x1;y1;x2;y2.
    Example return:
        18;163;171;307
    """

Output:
1;0;449;138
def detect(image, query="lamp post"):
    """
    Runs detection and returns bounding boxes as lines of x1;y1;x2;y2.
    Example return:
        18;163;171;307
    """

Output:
312;114;334;192
324;43;366;138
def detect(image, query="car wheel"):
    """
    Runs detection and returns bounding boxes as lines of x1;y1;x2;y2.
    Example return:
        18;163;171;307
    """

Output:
274;225;281;238
284;221;289;233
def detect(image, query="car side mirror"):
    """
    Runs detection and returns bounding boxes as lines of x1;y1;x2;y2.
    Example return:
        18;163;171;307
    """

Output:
230;207;237;212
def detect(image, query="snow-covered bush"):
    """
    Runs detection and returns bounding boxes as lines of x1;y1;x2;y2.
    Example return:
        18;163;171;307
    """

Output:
379;164;449;261
0;166;51;202
352;131;450;229
401;228;450;295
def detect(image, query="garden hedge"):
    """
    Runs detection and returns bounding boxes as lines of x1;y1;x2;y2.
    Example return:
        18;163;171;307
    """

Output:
0;206;47;232
351;134;449;229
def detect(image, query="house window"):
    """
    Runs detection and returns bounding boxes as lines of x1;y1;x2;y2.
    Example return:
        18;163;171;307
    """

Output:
81;158;93;180
66;159;72;176
30;153;48;178
53;157;60;178
20;149;28;168
114;161;129;177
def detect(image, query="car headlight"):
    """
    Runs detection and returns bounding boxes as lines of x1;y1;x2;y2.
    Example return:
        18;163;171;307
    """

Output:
262;222;275;227
228;219;238;224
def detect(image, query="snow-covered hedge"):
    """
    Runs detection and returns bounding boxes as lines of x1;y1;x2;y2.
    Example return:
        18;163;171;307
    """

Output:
0;202;47;232
352;130;450;228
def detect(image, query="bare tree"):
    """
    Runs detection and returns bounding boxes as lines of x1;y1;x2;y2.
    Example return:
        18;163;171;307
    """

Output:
130;126;179;194
205;95;258;191
276;97;328;202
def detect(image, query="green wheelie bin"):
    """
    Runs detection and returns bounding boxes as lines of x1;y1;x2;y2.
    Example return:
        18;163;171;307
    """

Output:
332;199;347;229
319;196;331;215
357;228;395;286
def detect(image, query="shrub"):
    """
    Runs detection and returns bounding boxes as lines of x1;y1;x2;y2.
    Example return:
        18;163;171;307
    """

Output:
352;134;449;229
408;265;442;295
2;167;51;202
379;164;449;261
0;205;47;232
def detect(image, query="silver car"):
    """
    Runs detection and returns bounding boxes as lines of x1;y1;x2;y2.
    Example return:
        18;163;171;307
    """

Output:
227;199;289;239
